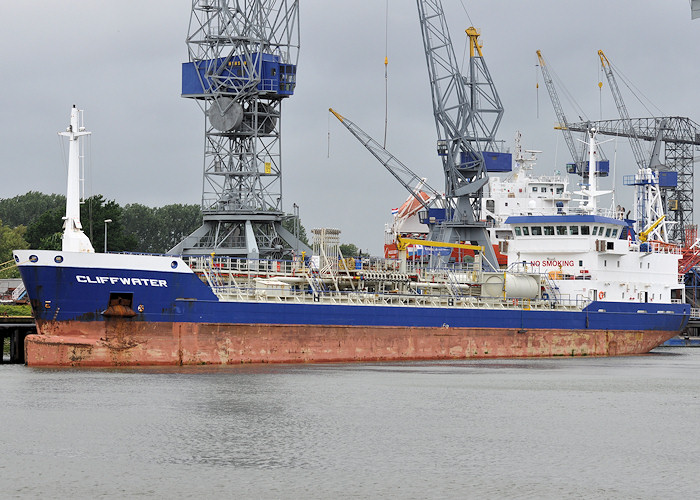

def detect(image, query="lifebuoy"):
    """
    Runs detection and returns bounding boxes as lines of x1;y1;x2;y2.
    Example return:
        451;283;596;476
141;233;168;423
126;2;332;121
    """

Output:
598;291;605;300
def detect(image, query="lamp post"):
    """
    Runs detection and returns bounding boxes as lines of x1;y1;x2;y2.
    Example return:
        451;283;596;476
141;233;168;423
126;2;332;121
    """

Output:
104;219;112;253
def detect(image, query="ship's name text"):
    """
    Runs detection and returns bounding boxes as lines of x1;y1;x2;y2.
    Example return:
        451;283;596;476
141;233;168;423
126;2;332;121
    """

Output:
76;275;168;287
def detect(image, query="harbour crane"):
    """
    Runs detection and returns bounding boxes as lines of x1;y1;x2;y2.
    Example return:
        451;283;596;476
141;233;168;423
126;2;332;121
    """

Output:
591;50;698;242
171;0;309;259
596;50;668;241
415;0;508;268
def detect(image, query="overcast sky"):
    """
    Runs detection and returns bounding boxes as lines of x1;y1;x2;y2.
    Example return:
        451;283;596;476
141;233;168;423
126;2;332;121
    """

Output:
2;1;699;254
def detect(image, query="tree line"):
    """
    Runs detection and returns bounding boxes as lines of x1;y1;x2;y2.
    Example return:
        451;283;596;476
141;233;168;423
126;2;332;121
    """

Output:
0;191;360;277
0;192;202;270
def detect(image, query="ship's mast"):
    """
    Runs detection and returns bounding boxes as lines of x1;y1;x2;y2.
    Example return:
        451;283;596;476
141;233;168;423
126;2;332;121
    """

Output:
59;105;94;253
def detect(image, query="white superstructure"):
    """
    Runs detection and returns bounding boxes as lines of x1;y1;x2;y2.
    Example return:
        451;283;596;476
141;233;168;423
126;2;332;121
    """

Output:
505;129;684;305
505;215;682;304
482;132;571;243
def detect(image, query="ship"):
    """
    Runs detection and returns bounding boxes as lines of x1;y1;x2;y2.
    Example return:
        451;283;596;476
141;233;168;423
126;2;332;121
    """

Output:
12;109;689;366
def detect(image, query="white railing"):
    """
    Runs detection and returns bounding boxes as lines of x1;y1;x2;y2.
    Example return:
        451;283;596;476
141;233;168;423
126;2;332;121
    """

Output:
183;255;598;312
212;285;586;311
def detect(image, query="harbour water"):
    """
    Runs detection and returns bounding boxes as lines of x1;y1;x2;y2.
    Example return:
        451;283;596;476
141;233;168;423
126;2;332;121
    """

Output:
1;348;699;499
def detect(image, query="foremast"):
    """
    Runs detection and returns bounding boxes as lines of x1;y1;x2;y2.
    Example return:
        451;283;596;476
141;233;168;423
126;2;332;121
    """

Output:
59;105;94;253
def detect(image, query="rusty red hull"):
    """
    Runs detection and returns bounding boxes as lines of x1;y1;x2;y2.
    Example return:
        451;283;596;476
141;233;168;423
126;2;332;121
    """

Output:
25;320;676;366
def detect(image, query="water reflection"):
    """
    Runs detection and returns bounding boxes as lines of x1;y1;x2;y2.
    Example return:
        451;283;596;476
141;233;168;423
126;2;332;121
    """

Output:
0;348;698;498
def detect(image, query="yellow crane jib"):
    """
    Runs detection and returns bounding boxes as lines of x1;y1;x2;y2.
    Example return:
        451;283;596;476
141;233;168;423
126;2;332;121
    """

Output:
598;50;611;69
395;236;483;253
466;27;483;57
328;108;345;123
535;49;545;66
638;215;666;243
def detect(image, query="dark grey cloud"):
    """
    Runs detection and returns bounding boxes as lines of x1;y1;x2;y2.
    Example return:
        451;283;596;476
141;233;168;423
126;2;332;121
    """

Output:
2;1;698;254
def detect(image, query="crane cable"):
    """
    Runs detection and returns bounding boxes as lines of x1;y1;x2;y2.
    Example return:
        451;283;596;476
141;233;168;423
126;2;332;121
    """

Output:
535;61;540;119
383;0;389;148
458;0;474;76
606;59;664;117
457;0;475;26
552;64;589;123
598;63;603;120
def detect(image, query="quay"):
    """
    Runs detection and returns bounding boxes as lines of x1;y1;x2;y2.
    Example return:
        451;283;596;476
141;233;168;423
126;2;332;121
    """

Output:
0;316;36;364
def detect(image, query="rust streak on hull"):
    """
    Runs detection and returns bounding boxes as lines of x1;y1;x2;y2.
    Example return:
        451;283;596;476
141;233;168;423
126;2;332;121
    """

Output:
24;320;676;367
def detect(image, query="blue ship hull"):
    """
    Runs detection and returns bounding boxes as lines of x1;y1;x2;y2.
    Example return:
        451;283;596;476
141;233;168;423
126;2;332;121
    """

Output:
13;250;690;366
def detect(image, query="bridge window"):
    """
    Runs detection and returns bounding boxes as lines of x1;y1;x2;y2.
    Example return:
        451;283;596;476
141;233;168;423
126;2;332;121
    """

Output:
556;226;567;235
581;226;590;235
543;226;555;235
522;227;530;236
531;226;542;235
592;227;598;236
605;228;612;238
612;229;618;238
569;226;579;235
514;227;522;236
532;187;538;192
